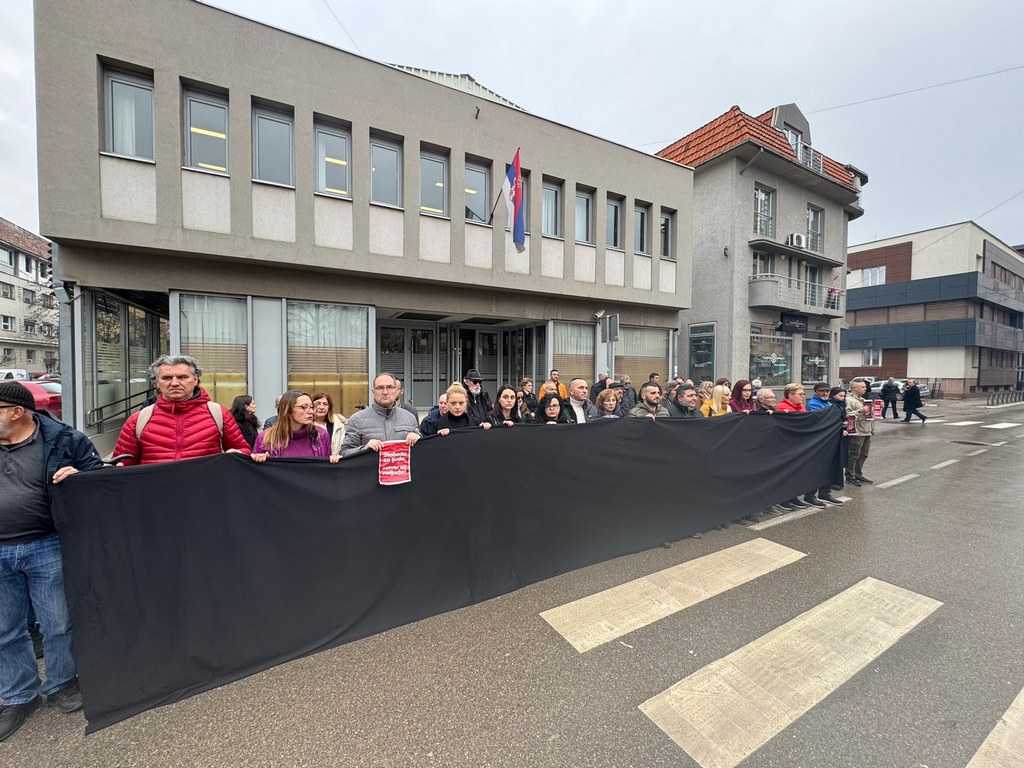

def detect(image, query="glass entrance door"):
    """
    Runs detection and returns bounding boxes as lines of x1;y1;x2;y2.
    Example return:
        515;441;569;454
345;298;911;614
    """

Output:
378;325;436;410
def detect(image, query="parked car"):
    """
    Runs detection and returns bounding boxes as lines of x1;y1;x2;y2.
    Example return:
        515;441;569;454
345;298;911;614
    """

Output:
0;368;31;380
20;380;63;419
868;379;930;401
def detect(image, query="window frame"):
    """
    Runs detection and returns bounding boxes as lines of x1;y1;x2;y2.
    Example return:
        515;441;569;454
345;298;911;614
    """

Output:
103;68;155;161
542;181;562;237
753;185;775;237
660;211;675;260
861;349;882;367
634;205;649;254
752;250;775;276
314;123;352;198
184;90;229;174
574;189;593;244
606;198;622;249
464;161;490;224
22;289;35;305
23;319;36;334
806;205;824;252
862;266;886;287
251;105;294;186
369;137;403;208
1;315;14;331
0;281;12;299
419;151;449;217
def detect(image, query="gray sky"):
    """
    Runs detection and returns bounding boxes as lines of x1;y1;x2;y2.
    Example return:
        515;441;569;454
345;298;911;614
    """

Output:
2;0;1022;246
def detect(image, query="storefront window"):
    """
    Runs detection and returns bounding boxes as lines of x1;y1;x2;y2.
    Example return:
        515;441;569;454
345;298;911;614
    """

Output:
687;323;715;381
749;326;793;386
552;321;594;383
801;332;831;384
180;294;248;408
615;326;671;388
287;301;369;416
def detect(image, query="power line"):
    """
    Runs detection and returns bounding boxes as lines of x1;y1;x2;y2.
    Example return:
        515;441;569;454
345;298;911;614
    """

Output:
806;64;1024;114
321;0;362;55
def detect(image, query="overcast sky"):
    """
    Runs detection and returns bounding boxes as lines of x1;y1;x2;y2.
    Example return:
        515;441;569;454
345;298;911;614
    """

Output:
2;0;1022;247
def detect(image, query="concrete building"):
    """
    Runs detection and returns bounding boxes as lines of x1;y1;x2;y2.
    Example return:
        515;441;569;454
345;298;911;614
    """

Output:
34;0;692;452
841;222;1024;397
658;104;866;387
0;217;59;375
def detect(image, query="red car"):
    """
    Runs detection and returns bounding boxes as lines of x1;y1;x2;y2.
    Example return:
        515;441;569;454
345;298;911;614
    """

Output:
21;381;63;420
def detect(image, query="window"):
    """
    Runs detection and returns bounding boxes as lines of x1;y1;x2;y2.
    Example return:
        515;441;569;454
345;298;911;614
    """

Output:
464;162;489;223
23;289;35;305
688;323;716;381
2;348;13;362
754;185;774;237
41;293;57;309
26;350;35;364
606;199;621;248
862;349;881;366
287;301;369;416
104;69;154;160
634;206;649;253
1;315;14;331
861;266;886;287
370;138;402;207
315;124;351;197
542;181;561;237
419;152;448;216
752;251;775;275
660;211;674;260
179;294;247;407
1;250;12;269
185;91;229;173
575;189;592;243
0;282;12;299
24;320;36;334
749;326;793;387
782;125;801;153
806;206;823;252
23;255;33;275
252;106;293;185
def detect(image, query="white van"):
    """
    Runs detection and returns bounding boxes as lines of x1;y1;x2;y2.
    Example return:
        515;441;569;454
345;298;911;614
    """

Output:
0;369;31;380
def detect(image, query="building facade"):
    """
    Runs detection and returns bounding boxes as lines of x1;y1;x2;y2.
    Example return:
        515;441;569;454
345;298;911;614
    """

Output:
35;0;693;452
0;217;59;375
841;222;1024;397
658;104;866;387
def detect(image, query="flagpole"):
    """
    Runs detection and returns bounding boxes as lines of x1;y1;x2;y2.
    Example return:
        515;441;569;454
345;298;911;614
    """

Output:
486;189;505;225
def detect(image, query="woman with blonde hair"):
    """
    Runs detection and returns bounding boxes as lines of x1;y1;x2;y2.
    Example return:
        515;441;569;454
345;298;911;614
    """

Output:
251;390;339;462
696;380;714;405
700;384;733;417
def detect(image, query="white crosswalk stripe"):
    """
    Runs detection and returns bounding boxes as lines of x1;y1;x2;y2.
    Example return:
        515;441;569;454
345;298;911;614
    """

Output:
638;578;942;768
966;685;1024;767
981;422;1022;429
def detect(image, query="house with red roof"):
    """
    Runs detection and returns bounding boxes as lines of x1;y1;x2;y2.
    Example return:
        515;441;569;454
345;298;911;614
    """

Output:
659;104;867;386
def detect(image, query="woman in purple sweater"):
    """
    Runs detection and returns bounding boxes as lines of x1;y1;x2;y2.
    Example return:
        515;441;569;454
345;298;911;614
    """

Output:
251;390;340;463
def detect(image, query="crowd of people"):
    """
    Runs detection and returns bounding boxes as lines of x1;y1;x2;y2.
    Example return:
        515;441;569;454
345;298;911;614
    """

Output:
0;352;892;741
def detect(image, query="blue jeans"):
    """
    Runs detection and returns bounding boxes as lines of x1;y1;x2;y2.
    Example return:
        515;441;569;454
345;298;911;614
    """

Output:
0;535;77;704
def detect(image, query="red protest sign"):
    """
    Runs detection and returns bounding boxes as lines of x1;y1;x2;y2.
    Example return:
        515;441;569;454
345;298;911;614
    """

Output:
378;440;411;485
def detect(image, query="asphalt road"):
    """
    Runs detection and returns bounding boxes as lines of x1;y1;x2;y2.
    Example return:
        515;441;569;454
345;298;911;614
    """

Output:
6;398;1024;768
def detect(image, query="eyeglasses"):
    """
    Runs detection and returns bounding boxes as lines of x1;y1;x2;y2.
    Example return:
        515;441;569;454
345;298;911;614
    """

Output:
742;388;752;392
293;404;315;411
373;385;397;392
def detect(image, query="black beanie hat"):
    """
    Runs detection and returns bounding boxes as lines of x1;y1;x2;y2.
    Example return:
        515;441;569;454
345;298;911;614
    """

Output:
0;380;36;411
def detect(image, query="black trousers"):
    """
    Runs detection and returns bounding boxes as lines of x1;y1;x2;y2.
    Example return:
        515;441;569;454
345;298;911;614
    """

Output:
883;399;899;418
903;407;926;422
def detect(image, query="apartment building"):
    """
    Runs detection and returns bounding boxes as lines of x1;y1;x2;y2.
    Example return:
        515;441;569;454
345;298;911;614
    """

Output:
0;217;59;374
34;0;693;451
659;104;867;386
841;222;1024;396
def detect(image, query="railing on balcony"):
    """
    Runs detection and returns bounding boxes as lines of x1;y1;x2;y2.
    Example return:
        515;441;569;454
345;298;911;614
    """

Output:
805;229;823;252
796;141;824;174
749;273;844;314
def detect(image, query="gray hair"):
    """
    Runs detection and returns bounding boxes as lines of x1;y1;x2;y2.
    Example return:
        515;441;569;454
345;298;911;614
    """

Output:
148;354;202;379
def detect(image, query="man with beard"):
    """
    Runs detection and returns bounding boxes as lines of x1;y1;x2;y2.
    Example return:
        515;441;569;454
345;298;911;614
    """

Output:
462;369;492;424
627;382;670;419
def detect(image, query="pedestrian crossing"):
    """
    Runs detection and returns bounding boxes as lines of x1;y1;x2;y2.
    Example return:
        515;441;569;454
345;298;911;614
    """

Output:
966;686;1024;767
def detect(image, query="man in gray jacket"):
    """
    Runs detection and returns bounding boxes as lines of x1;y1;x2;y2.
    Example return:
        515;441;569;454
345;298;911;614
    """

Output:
341;373;421;457
565;378;599;423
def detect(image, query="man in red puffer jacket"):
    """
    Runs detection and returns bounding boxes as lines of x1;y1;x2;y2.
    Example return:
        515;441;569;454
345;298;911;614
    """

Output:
113;355;251;464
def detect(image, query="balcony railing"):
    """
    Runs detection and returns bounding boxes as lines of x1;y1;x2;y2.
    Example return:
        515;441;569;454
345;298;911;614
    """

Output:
796;141;824;174
749;273;844;316
806;230;823;252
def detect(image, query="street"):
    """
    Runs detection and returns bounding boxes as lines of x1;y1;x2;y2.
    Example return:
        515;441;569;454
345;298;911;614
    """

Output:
6;398;1024;768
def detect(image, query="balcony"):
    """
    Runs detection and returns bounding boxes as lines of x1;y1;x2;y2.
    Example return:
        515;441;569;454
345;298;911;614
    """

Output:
796;141;824;175
749;273;845;317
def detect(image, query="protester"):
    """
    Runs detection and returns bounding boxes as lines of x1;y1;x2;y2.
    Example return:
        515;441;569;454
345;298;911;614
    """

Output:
535;392;569;424
648;373;661;386
263;395;282;429
880;376;901;419
590;372;609;403
0;380;102;741
113;355;251;464
539;379;560;400
514;389;534;422
419;393;448;437
341;373;421;457
566;378;599;423
696;380;714;406
488;386;523;427
715;376;732;391
805;382;832;412
548;369;569;400
902;379;927;423
394;379;419;419
619;375;637;411
728;380;757;414
230;395;261;448
311;391;347;455
628;382;670;419
700;384;733;417
251;390;339;462
755;388;776;413
436;383;491;435
666;384;704;419
771;383;824;510
462;369;492;424
519;378;537;411
595;388;622;418
846;379;874;485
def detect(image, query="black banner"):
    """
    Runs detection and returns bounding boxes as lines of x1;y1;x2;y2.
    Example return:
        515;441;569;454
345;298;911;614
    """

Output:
52;410;840;732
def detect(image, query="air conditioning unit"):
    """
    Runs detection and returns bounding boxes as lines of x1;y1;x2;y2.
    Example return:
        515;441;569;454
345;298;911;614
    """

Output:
786;233;806;249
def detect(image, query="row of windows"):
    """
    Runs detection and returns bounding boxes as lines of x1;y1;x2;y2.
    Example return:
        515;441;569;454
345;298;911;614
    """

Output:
753;185;824;251
0;317;56;335
103;67;677;258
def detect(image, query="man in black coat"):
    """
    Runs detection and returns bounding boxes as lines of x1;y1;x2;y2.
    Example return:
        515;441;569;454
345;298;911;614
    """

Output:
462;369;492;425
901;379;927;423
665;384;704;419
880;377;900;419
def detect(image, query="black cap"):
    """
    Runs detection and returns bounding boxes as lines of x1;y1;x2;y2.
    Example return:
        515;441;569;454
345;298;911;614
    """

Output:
0;380;36;411
464;369;484;382
813;382;830;392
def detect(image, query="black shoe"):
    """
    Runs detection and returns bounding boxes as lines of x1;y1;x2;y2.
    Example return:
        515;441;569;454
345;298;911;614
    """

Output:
47;677;83;714
819;494;844;506
28;622;43;660
803;495;827;509
776;502;797;512
0;696;41;742
855;476;873;484
830;484;843;491
845;476;862;487
789;498;809;509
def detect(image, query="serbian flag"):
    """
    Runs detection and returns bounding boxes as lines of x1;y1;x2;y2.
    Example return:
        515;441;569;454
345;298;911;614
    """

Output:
502;148;526;253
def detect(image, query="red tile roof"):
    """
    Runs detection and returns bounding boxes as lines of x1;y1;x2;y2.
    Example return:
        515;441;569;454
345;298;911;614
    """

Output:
657;105;856;190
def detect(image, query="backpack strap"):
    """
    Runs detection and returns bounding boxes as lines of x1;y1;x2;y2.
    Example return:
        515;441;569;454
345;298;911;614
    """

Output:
135;402;225;449
135;404;156;440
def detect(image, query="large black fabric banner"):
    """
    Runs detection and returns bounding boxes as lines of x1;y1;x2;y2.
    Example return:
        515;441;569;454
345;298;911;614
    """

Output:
52;410;840;732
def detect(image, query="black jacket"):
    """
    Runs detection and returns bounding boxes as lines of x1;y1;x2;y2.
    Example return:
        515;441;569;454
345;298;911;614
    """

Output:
665;399;704;419
902;384;924;411
466;389;492;425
